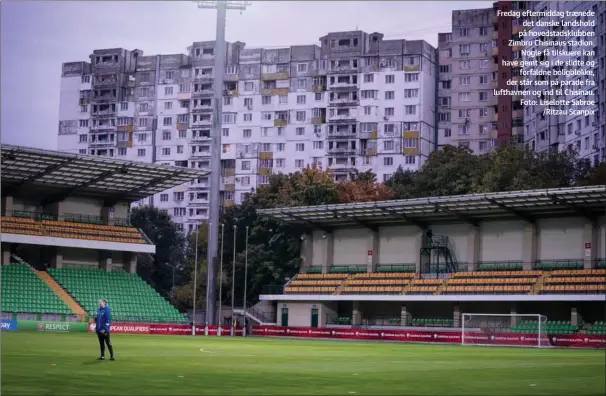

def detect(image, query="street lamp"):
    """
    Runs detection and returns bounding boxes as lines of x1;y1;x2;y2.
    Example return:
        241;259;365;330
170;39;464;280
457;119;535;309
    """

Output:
193;0;251;327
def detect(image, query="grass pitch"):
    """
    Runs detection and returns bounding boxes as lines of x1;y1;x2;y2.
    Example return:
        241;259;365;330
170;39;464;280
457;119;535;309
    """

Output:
1;332;604;395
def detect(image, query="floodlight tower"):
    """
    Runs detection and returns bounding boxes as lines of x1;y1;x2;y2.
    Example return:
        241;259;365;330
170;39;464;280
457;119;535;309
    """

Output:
194;0;251;326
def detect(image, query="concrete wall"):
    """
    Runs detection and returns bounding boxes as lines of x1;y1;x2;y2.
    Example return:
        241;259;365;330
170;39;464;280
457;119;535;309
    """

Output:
431;224;468;262
277;301;335;327
480;220;525;262
378;226;418;264
537;218;585;260
333;228;367;266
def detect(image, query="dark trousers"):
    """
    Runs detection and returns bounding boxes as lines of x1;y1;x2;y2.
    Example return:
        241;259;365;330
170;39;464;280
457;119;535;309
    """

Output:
97;333;114;357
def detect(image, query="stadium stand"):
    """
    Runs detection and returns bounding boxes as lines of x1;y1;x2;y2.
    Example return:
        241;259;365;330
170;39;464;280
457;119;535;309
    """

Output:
0;216;44;236
586;321;606;335
48;267;188;323
412;318;454;327
1;264;72;315
339;272;416;295
285;273;348;294
510;320;581;335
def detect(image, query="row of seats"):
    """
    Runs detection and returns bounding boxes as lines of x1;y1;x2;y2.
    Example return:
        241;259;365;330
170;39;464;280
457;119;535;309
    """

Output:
549;269;606;277
586;321;606;335
448;278;537;285
289;280;343;286
1;216;147;244
352;272;416;279
451;271;542;278
1;264;72;315
49;267;188;323
442;285;532;294
540;284;606;293
341;286;404;294
347;279;412;285
284;286;336;294
544;277;605;284
412;318;454;327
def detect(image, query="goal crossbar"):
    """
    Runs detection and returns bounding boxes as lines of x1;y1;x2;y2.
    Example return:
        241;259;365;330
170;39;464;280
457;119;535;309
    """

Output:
461;313;549;348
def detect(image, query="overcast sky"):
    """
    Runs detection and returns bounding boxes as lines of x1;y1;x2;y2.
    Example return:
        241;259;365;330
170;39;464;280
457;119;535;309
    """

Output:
0;0;492;150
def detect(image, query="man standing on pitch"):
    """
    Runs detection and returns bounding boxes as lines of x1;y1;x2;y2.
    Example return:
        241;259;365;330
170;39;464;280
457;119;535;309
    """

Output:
95;299;115;361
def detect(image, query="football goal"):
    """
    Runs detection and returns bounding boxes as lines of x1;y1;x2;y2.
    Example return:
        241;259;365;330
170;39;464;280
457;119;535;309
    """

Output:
461;313;550;348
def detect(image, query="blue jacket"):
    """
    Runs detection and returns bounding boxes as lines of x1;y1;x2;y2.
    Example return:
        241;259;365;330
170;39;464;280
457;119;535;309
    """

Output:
95;306;111;334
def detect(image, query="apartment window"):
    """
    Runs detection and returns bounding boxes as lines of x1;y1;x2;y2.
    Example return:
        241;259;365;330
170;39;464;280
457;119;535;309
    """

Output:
458;28;468;37
297;79;306;89
139;103;149;112
79;120;89;128
79;134;88;143
479;125;488;135
138;118;148;128
384;140;394;150
313;141;323;150
117;148;127;156
479;43;488;53
80;105;88;113
479;75;489;84
164;87;173;96
404;73;419;82
275;158;285;168
480;59;488;69
261;127;270;137
458;110;471;119
162;131;171;140
403;138;417;148
383;157;394;166
223;96;232;106
276;143;285;151
439;65;450;73
459;44;470;55
179;83;190;93
479;92;488;101
243;97;252;107
405;156;416;165
297;63;308;73
479;108;489;117
460;60;470;70
140;87;150;97
164;102;172;110
279;95;288;104
222;128;229;137
361;90;378;99
444;128;451;137
405;105;416;115
385;75;395;84
159;194;169;202
120;102;128;111
295;143;305;151
262;96;271;105
261;112;272;121
260;143;271;152
364;74;374;83
244;113;252;122
384;124;395;134
385;91;395;100
223;113;237;124
295;159;305;168
458;93;471;102
297;95;306;104
385;108;395;117
296;111;306;121
382;174;392;182
163;117;172;126
404;89;419;98
364;106;372;115
296;127;305;136
81;75;90;83
240;176;250;186
479;27;488;36
459;76;470;85
137;133;147;142
314;93;323;101
244;82;254;91
241;160;251;170
313;125;321;135
243;129;252;138
162;148;170;156
137;148;146;157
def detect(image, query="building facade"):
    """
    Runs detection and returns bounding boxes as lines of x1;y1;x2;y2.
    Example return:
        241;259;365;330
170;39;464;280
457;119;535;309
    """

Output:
522;1;605;163
58;32;437;232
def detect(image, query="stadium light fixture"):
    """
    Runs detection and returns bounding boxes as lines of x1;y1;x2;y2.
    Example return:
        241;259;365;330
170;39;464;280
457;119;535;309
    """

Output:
193;0;250;328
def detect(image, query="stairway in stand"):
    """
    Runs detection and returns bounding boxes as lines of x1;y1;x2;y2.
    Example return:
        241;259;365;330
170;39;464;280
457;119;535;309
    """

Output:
36;270;88;319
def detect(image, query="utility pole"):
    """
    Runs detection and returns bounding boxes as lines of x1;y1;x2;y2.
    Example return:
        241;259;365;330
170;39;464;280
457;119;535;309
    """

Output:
194;1;250;326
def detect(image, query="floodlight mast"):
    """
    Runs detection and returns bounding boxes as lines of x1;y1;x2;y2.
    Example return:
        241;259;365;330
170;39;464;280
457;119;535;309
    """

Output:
194;0;250;326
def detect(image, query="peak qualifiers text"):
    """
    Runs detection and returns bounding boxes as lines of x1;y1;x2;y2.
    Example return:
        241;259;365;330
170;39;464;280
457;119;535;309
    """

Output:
496;10;595;19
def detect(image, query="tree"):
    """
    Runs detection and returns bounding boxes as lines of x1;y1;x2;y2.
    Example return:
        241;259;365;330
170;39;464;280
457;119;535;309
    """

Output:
349;169;377;182
338;179;395;203
384;166;418;199
130;206;186;296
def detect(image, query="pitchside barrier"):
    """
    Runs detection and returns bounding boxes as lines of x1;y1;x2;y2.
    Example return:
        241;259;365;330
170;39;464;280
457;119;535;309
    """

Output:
250;326;606;349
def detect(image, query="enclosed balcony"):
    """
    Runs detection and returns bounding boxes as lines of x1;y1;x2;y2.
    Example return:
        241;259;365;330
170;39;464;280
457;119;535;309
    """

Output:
192;98;213;112
193;83;213;96
91;104;117;117
329;92;359;106
328;74;358;90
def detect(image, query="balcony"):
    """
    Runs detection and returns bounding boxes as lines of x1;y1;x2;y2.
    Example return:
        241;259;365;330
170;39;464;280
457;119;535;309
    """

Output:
223;200;234;208
328;147;356;155
329;97;359;106
312;85;326;93
261;72;289;81
262;88;289;96
403;65;419;72
402;130;419;139
89;139;116;147
224;74;239;82
224;89;239;97
117;125;133;133
193;88;214;96
222;183;235;192
492;47;499;56
327;113;356;123
190;150;212;158
192;103;213;112
311;117;325;125
222;168;236;177
274;119;288;127
258;168;272;176
193;73;214;81
329;65;357;74
79;98;90;105
190;134;211;143
177;92;192;100
402;147;419;156
259;152;273;160
329;80;358;90
92;95;118;104
358;130;378;140
177;123;189;131
491;80;498;89
93;77;118;87
91;109;116;117
191;118;212;126
91;124;117;132
360;148;377;156
328;130;356;139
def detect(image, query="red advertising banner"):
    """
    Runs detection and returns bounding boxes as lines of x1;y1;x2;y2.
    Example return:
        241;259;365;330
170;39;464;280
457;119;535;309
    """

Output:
88;322;244;336
149;324;191;335
88;322;150;334
251;326;606;349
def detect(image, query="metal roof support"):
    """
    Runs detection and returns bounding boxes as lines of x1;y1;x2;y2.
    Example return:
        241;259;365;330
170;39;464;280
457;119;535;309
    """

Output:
3;158;77;196
433;204;479;227
484;197;535;224
104;173;178;205
42;165;131;205
547;194;597;224
332;210;378;232
281;212;333;234
377;205;428;229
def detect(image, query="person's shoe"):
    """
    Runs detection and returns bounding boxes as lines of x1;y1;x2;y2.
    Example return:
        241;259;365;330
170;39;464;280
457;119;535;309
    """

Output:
110;356;115;361
98;357;105;361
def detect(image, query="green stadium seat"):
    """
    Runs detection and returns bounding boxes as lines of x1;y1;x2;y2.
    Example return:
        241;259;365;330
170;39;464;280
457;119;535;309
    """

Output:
1;264;73;315
48;267;188;324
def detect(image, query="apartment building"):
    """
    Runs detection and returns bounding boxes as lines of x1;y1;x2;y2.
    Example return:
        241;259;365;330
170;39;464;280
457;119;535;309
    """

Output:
522;1;605;164
437;2;527;153
58;31;437;232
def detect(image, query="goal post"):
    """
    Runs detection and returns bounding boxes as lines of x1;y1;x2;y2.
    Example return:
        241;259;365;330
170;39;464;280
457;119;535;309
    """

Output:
461;313;550;348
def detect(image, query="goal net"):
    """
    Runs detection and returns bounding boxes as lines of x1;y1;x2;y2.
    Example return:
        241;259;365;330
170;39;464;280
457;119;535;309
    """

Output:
461;313;550;348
